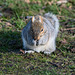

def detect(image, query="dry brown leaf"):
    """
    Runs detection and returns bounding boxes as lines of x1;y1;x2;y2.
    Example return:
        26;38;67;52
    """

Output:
57;0;68;5
69;6;72;9
61;39;67;44
71;48;75;53
20;49;25;54
48;1;53;5
24;0;30;3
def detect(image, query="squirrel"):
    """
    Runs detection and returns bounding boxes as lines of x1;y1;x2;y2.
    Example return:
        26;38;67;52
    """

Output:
21;13;59;54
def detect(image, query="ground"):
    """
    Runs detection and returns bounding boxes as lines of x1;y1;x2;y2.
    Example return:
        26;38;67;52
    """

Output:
0;0;75;75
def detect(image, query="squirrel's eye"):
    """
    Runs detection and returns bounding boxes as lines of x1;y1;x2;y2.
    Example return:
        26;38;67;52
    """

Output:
41;29;43;32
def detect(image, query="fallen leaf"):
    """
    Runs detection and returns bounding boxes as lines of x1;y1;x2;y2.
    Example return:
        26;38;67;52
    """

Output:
61;39;67;44
57;0;68;5
71;48;75;53
20;49;25;54
24;0;30;3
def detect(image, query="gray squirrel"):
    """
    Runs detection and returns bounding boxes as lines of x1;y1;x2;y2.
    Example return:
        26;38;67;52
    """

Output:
21;13;59;54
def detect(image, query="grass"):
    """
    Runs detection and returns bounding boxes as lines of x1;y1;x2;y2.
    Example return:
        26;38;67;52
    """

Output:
0;0;75;75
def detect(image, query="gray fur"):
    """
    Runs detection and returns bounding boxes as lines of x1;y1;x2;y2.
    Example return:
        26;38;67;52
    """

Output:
22;13;59;54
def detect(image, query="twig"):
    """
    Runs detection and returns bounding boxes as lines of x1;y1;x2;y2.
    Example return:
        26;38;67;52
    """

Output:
61;28;75;31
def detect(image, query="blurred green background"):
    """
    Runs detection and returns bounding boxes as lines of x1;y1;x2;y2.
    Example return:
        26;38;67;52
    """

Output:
0;0;75;74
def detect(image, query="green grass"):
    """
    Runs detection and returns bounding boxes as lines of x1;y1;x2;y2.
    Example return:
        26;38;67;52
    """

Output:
0;0;75;75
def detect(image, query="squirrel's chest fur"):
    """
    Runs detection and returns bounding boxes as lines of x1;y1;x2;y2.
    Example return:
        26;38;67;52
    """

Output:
22;35;55;52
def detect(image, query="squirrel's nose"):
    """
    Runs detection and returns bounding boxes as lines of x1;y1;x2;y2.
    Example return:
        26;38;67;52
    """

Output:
33;36;39;40
33;37;37;40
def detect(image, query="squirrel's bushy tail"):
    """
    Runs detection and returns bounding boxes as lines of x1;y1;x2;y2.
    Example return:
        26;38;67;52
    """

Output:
44;12;59;37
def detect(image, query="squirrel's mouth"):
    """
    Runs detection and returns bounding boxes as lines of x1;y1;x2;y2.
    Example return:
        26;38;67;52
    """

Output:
36;40;39;46
32;40;39;46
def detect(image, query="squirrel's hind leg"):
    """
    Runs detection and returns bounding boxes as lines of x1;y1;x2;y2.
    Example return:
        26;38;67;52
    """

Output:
44;51;54;55
44;51;52;55
44;48;55;55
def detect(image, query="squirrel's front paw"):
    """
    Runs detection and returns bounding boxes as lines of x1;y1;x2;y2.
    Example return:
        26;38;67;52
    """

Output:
25;50;34;54
20;49;35;54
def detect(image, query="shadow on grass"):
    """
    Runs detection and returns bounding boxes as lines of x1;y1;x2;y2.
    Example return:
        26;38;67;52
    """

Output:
0;30;22;53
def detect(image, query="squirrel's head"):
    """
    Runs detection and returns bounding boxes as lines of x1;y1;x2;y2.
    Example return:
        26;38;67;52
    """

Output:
30;16;44;40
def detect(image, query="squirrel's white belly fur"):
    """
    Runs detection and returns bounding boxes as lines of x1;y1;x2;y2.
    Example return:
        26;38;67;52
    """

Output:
22;34;56;53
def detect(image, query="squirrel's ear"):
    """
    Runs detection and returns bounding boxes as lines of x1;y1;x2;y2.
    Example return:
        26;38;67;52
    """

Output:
32;16;35;22
39;16;43;23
